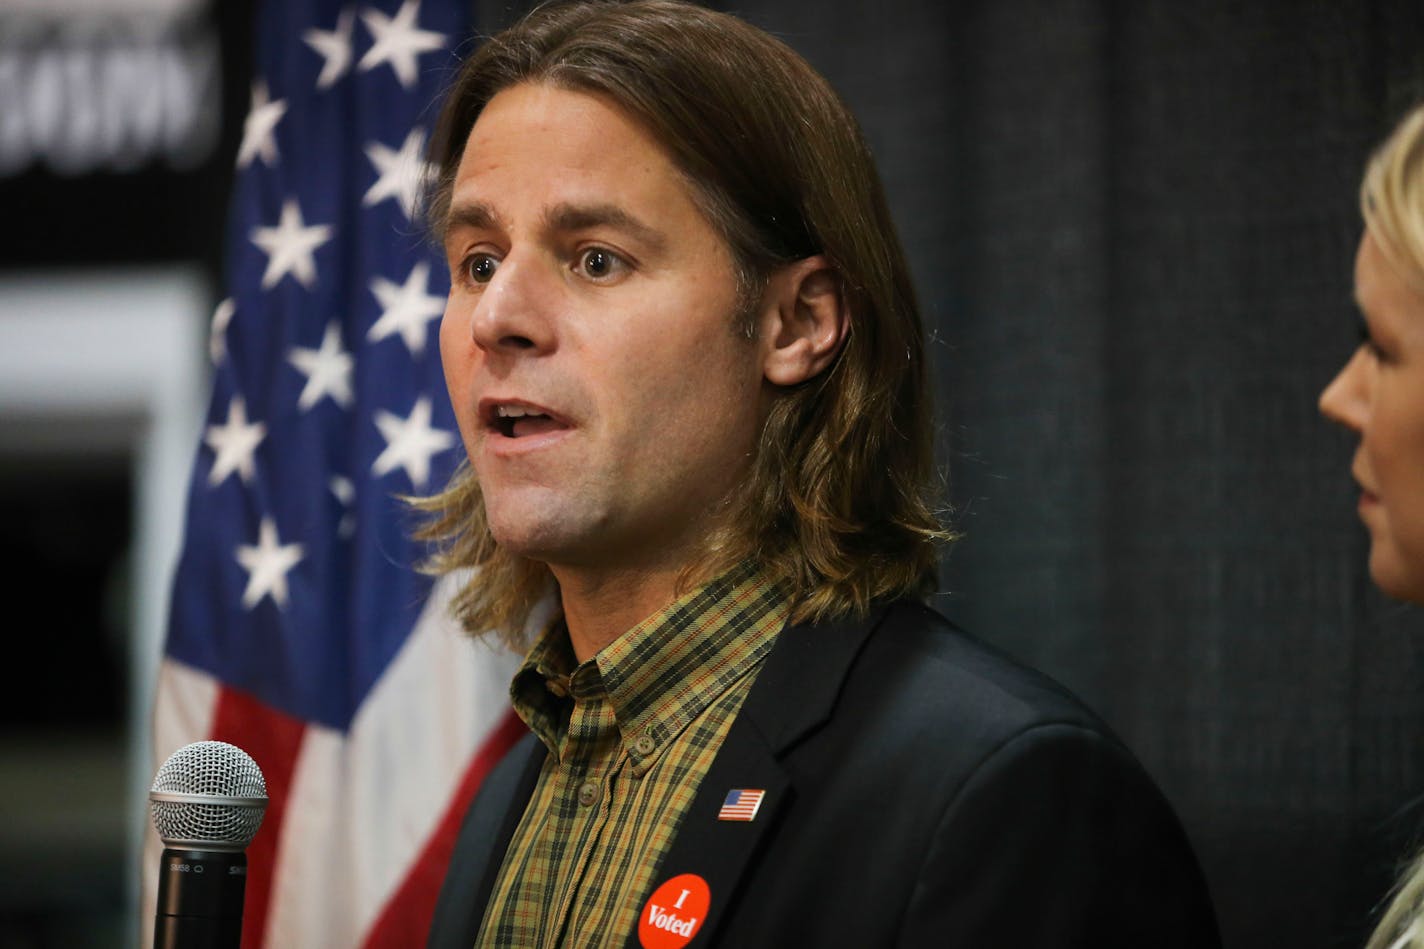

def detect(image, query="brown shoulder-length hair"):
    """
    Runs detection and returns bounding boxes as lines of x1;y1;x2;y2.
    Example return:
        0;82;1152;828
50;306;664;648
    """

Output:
416;0;952;645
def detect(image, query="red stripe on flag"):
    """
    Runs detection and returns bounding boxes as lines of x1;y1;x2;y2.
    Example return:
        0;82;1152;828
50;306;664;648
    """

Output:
361;708;528;948
211;686;307;949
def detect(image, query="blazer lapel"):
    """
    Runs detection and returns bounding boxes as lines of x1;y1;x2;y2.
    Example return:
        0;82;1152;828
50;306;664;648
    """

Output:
429;732;545;949
625;603;885;949
471;736;546;913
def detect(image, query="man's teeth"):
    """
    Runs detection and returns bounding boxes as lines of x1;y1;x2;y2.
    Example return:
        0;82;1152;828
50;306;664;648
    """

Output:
494;405;555;437
496;405;544;419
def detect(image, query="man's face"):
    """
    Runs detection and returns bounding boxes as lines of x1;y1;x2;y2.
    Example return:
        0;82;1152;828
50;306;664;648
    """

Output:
439;82;767;575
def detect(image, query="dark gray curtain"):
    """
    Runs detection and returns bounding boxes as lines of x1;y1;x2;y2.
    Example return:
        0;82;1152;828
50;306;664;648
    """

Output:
472;1;1424;944
713;2;1424;947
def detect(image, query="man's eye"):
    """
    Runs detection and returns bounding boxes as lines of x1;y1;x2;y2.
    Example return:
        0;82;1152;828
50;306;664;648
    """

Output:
576;247;627;281
466;253;499;284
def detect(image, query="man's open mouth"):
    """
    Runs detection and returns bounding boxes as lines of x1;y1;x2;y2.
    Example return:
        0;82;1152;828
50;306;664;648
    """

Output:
492;404;564;439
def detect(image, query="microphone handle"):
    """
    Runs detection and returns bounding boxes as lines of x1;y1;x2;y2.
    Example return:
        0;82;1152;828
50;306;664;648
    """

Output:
154;848;248;949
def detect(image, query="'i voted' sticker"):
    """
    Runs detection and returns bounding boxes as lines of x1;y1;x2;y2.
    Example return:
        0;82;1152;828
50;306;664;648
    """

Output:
638;873;710;949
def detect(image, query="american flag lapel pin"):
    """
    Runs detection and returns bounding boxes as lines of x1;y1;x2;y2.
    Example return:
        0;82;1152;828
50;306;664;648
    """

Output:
717;788;766;822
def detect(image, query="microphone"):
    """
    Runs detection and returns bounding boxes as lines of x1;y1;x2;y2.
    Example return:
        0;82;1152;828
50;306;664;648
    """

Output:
149;740;269;949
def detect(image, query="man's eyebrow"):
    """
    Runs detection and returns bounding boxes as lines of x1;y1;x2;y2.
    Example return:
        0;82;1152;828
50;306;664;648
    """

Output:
443;201;498;241
442;200;669;253
545;202;667;252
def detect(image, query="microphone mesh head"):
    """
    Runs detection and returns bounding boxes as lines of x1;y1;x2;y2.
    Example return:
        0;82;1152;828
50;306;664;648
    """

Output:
150;740;268;849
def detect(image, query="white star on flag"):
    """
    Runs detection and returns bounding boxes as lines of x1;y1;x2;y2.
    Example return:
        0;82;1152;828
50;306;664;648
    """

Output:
288;322;355;410
358;0;446;89
209;297;235;364
372;396;455;489
329;475;356;538
236;80;287;169
235;517;305;610
363;127;431;221
204;396;267;486
303;9;355;90
367;261;444;355
251;198;333;290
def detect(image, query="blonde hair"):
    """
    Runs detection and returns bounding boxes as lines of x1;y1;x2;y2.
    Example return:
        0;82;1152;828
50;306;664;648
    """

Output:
1361;101;1424;949
415;0;953;646
1362;103;1424;293
1369;847;1424;949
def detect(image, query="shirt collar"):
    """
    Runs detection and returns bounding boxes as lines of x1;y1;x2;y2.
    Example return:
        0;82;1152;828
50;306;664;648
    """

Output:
509;562;787;772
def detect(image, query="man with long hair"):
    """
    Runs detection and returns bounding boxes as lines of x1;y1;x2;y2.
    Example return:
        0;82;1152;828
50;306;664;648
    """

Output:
423;2;1219;946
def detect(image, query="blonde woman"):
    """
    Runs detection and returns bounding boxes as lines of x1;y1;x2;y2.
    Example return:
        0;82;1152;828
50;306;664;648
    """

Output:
1320;102;1424;949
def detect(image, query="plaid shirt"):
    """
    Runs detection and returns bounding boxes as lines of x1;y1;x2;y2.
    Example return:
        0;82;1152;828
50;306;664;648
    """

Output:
475;563;787;948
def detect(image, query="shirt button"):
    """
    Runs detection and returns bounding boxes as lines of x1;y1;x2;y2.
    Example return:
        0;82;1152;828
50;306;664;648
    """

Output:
633;734;656;757
577;780;600;807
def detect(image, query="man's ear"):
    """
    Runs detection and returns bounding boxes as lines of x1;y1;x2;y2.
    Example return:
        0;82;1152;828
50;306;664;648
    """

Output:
758;255;849;387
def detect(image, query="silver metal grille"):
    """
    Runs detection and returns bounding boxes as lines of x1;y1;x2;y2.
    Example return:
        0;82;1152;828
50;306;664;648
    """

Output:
149;740;268;850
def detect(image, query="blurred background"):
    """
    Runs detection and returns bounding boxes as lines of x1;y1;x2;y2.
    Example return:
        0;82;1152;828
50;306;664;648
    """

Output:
0;0;252;945
2;1;1423;947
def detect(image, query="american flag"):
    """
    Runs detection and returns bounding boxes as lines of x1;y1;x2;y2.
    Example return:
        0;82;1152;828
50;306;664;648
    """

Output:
146;1;524;945
717;789;766;822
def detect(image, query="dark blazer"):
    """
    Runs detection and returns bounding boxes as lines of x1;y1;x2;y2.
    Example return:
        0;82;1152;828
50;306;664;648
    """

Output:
429;600;1221;948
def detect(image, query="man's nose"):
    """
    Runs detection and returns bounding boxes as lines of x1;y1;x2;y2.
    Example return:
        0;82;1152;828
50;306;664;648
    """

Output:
469;255;556;356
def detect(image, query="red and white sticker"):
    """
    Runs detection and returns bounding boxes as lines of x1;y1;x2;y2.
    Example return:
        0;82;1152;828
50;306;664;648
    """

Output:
638;873;710;949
